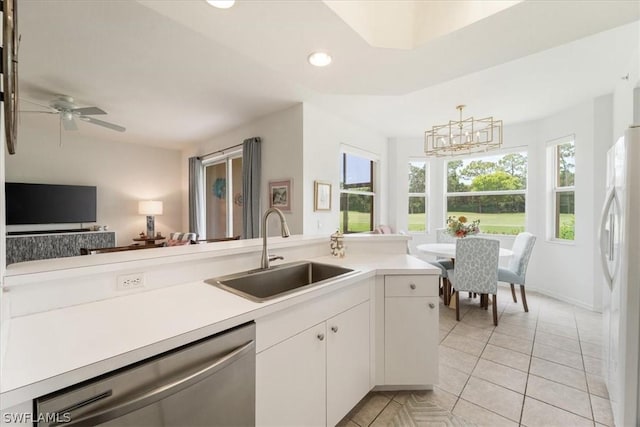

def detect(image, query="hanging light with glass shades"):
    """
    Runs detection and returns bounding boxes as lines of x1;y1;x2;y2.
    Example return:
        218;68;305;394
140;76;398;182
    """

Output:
424;105;503;157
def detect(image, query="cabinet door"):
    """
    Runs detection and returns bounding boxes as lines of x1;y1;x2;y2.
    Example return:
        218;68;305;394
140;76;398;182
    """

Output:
326;301;371;426
256;323;327;427
385;296;438;385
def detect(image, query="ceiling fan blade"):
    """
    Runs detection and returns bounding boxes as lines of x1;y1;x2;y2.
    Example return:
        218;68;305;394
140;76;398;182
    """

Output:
72;106;107;115
20;98;56;110
81;116;126;132
62;117;78;131
19;110;58;114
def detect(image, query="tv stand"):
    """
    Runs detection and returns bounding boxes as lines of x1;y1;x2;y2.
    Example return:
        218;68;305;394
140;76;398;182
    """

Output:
7;228;91;236
6;231;116;264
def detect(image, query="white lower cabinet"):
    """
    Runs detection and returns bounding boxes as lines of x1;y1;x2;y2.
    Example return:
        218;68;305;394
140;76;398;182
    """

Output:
256;286;371;427
256;322;327;427
384;275;439;386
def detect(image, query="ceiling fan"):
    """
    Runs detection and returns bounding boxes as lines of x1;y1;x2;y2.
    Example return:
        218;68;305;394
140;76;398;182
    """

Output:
21;95;126;133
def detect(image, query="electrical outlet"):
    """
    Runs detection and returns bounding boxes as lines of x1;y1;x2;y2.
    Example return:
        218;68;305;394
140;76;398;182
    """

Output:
116;273;145;291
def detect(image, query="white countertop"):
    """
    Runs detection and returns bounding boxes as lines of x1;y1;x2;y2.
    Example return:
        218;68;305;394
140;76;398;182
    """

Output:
0;253;438;409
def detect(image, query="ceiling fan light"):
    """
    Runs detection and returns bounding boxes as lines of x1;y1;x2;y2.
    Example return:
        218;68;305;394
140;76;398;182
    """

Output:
308;52;332;67
206;0;235;9
61;111;73;121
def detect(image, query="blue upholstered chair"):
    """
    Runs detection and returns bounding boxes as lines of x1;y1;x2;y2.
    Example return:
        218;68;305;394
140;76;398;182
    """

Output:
499;232;536;312
447;237;500;325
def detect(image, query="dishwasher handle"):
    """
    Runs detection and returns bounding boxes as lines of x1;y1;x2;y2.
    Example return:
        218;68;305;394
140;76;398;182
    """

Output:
57;339;255;426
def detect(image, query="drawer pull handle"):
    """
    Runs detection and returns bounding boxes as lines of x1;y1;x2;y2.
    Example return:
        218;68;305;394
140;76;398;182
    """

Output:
317;333;325;341
331;326;339;333
429;303;436;309
410;283;417;290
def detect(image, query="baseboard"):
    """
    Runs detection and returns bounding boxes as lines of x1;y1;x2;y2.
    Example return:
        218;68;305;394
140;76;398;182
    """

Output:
498;282;598;312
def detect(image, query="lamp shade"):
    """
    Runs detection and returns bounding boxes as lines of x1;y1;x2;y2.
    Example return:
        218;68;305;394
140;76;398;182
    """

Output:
138;200;163;216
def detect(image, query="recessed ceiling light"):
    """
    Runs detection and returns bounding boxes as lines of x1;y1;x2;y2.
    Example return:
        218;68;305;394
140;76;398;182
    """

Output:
206;0;235;9
308;52;332;67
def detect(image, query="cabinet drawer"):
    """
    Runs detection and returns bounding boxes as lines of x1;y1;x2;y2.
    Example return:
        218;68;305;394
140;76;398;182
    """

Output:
385;275;437;297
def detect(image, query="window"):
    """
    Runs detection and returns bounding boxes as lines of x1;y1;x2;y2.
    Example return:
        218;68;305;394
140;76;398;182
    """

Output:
549;137;575;240
408;160;427;232
446;151;527;235
203;152;243;239
340;152;375;233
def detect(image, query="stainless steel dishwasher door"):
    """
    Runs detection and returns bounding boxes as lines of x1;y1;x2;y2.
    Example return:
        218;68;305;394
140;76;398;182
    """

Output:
35;322;256;427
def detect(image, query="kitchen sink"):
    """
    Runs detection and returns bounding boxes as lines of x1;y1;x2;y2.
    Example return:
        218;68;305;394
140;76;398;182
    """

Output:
205;261;357;302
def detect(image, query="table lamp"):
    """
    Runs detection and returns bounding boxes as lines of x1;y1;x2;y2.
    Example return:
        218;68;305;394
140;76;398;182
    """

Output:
138;200;163;238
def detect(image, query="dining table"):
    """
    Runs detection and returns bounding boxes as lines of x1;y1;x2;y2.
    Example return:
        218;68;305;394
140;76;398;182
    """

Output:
416;242;514;307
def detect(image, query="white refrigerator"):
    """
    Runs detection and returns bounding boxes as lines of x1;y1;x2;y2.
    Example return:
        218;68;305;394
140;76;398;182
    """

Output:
600;125;640;427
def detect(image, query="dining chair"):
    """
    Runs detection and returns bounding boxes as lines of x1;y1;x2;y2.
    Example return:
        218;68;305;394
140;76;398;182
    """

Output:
498;232;536;312
427;228;455;304
447;237;500;325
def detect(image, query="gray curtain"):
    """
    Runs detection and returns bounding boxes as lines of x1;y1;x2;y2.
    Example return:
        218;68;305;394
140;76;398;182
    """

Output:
242;137;261;239
188;156;205;239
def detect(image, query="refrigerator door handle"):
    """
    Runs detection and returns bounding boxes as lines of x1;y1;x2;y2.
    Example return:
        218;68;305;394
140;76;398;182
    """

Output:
598;188;619;290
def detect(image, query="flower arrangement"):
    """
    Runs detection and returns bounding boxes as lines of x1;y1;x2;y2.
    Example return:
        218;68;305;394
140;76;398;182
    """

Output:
446;215;480;238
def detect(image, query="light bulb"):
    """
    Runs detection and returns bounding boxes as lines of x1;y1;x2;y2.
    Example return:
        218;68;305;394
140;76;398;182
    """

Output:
308;52;332;67
206;0;235;9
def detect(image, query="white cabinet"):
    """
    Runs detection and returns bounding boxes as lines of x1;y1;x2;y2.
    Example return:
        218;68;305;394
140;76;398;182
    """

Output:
384;275;439;386
256;322;327;427
256;279;372;427
327;301;370;426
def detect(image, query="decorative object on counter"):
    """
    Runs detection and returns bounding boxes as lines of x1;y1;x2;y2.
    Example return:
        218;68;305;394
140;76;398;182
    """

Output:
314;180;332;211
103;225;109;231
424;104;503;157
330;229;345;257
138;200;163;239
139;232;146;238
269;179;292;212
446;215;480;238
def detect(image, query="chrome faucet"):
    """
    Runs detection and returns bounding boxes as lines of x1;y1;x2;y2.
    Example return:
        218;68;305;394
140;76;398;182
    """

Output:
261;208;291;269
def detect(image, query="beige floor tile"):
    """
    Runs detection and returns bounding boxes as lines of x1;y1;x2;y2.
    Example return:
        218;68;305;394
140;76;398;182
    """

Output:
348;393;390;426
526;374;592;419
411;387;458;411
482;343;531;372
450;322;494;343
370;400;402;427
439;344;479;374
581;341;603;360
583;355;603;376
441;332;487;357
437;363;470;396
439;328;449;343
537;321;579;340
529;357;588;392
521;397;593;427
335;417;359;427
489;331;534;355
453;398;519;427
494;322;536;340
591;394;614;426
535;331;582;354
579;330;603;345
460;376;523;422
586;374;609;399
472;358;528;394
533;342;584;369
538;314;577;328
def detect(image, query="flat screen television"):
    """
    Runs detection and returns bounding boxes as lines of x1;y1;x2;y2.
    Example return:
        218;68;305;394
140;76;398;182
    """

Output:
6;183;97;225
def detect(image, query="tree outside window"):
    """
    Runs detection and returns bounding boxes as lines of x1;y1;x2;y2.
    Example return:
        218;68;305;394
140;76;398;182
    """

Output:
446;152;527;235
340;153;375;233
408;160;427;232
552;140;575;240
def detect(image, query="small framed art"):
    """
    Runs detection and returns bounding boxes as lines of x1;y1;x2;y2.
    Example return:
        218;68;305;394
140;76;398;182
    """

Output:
269;179;292;211
314;180;332;211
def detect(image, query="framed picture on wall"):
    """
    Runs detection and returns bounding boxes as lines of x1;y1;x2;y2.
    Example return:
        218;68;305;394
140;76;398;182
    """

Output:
269;179;292;211
314;181;332;211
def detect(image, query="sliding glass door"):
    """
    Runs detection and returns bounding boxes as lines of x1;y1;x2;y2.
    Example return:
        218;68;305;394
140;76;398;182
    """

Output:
204;154;243;239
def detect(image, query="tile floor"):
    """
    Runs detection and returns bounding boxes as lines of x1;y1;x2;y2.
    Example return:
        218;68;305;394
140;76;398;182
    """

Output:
339;287;613;427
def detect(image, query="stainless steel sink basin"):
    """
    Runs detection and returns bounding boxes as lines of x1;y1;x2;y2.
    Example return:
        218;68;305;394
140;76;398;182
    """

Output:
205;261;357;302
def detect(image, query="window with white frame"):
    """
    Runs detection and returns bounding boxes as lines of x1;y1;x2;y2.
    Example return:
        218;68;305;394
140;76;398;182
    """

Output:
339;152;376;233
408;160;427;232
445;151;527;235
548;137;575;240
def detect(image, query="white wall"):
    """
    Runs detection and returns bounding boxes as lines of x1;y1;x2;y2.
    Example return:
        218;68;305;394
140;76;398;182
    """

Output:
302;104;389;235
183;104;304;236
4;116;183;244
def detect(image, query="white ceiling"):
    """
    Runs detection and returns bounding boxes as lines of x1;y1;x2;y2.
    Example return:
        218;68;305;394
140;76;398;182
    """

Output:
17;0;640;150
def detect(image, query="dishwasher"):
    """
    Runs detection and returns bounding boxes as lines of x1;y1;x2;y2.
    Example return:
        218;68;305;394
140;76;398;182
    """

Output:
35;322;255;426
